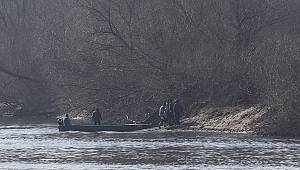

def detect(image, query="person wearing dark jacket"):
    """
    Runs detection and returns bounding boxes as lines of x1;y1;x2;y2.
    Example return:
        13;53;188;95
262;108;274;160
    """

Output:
166;99;174;125
172;100;183;125
63;114;71;126
158;101;167;128
92;108;102;125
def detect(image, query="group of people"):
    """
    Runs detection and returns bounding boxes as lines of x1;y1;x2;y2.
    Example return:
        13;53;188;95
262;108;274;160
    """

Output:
58;100;183;128
158;99;183;127
57;108;102;126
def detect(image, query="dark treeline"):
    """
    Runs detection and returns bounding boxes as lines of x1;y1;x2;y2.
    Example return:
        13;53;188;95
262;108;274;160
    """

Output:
0;0;299;135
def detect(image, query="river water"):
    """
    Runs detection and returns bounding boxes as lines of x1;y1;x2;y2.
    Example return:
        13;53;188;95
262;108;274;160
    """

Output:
0;123;299;170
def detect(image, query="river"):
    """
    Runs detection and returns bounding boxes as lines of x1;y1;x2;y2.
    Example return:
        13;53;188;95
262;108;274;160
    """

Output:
0;123;299;170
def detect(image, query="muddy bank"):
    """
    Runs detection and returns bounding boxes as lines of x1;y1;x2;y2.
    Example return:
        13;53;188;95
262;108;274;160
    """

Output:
180;103;300;137
181;104;270;135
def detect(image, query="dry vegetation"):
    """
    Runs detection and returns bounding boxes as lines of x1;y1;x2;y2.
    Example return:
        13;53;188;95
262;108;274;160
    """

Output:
0;0;299;136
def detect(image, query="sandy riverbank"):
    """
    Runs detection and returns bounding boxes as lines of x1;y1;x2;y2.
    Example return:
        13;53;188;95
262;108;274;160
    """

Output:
181;104;269;135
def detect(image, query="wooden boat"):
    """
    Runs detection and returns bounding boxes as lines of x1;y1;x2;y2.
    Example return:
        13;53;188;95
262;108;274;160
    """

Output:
58;124;153;132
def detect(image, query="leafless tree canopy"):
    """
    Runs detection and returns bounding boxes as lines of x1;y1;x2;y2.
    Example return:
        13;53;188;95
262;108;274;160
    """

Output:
0;0;299;131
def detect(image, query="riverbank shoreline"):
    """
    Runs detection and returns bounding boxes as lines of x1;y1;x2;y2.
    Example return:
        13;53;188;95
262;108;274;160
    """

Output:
181;104;270;136
178;103;294;137
0;102;297;137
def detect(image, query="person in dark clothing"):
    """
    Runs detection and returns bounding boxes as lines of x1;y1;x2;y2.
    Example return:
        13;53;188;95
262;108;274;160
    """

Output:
63;114;71;126
166;99;174;126
92;108;102;125
158;101;167;128
57;117;64;126
172;99;183;125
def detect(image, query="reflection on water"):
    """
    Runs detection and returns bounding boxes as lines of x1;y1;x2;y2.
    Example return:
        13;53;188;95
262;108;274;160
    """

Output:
0;125;299;170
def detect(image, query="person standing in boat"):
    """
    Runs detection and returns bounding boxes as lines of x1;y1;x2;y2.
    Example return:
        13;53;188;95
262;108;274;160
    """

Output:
92;108;102;125
63;114;71;127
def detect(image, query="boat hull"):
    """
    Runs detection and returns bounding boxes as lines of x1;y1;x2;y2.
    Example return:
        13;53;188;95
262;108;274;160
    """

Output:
58;124;153;132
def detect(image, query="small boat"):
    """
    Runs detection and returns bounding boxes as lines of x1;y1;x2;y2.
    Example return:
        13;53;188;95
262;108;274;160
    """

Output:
58;124;153;132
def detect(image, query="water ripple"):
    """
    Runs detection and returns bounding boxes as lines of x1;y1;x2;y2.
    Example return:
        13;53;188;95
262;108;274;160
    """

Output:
0;126;299;169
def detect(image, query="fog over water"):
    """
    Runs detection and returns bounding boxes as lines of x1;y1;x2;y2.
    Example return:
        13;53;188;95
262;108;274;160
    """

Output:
0;122;299;170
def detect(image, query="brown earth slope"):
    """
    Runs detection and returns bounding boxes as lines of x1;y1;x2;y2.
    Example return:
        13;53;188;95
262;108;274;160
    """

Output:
182;104;268;133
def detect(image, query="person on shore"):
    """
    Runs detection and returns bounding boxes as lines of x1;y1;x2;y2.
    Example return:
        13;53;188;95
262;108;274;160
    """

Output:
63;114;71;127
172;99;183;126
158;101;167;128
166;99;174;126
92;108;102;125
